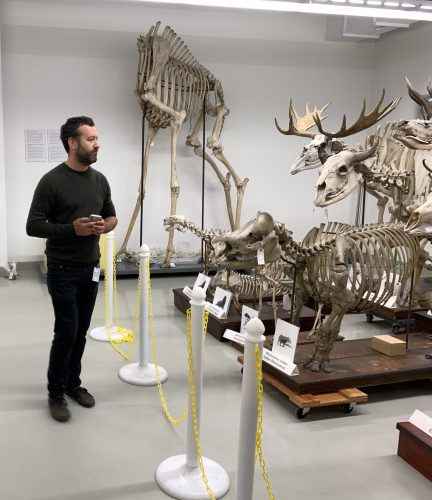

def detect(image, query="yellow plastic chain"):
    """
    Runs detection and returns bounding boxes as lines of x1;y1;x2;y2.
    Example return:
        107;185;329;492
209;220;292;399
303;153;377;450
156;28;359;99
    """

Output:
147;259;188;425
186;308;215;500
103;239;140;360
255;345;275;500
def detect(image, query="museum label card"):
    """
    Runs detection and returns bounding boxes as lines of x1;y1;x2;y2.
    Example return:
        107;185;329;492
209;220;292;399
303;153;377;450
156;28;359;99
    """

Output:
205;301;224;318
409;409;432;439
262;348;299;376
262;319;300;376
182;286;193;299
240;305;259;334
193;273;211;293
212;286;232;316
272;319;299;364
257;248;265;265
223;329;245;344
282;293;291;311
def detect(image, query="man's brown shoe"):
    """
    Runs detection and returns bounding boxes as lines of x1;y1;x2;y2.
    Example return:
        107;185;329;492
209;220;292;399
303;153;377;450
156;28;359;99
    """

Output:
48;397;70;422
65;387;95;408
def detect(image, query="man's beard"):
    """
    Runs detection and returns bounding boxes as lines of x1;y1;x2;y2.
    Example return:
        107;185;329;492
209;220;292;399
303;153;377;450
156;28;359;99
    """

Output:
76;147;98;166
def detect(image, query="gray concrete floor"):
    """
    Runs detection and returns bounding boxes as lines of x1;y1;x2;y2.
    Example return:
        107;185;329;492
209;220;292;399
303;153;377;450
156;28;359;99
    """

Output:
0;267;431;500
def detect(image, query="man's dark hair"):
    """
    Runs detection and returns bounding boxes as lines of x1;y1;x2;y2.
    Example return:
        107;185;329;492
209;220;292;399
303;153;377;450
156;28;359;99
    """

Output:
60;116;95;152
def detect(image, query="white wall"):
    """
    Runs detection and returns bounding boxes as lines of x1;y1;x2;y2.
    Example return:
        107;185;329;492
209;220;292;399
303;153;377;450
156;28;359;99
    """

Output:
371;21;432;121
0;2;380;261
0;25;8;268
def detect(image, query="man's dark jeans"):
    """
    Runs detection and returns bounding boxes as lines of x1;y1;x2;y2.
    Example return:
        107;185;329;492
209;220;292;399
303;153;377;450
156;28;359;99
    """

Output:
46;261;99;398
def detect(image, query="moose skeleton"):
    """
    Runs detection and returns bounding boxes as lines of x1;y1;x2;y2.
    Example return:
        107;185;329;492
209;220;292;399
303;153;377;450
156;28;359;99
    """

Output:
118;22;248;267
278;83;432;226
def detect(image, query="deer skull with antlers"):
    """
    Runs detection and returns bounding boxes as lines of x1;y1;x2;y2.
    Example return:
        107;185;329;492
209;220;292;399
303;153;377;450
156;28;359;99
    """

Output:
276;90;399;176
394;78;432;150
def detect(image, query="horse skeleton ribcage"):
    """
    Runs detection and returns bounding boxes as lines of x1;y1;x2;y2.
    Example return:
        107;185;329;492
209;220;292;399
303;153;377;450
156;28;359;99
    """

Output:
137;23;216;127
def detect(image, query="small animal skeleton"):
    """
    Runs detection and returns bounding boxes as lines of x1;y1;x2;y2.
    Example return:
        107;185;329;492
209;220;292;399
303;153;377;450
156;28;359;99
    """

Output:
118;22;248;267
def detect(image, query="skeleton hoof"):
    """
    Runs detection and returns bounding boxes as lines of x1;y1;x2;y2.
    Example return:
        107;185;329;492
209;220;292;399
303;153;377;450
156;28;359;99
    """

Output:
309;360;321;372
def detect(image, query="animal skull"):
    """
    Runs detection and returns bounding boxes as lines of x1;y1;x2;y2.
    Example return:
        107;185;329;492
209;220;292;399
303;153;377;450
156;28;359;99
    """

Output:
290;136;344;175
314;145;377;207
405;194;432;235
394;119;432;150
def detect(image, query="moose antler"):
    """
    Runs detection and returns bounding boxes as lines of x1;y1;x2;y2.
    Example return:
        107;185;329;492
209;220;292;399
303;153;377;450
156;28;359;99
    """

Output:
406;77;432;120
313;89;400;139
275;100;330;138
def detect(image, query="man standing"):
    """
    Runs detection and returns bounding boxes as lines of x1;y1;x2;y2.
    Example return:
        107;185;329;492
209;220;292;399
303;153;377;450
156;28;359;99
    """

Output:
26;116;117;422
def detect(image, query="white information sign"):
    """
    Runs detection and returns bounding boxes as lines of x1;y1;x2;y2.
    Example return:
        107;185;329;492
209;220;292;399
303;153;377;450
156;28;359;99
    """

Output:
182;286;193;299
47;129;65;162
193;273;211;293
211;286;232;317
205;301;224;318
223;306;259;344
240;305;259;334
262;319;300;376
409;409;432;439
25;129;47;162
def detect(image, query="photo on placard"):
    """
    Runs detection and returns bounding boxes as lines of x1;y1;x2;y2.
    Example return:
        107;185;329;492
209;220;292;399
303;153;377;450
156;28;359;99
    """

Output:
212;286;232;316
272;318;299;364
193;273;211;293
240;305;259;334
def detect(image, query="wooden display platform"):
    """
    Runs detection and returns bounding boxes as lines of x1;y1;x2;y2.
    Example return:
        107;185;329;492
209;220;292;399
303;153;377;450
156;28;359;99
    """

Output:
173;288;320;341
366;304;424;334
413;310;432;334
396;421;432;481
238;355;367;419
238;332;432;395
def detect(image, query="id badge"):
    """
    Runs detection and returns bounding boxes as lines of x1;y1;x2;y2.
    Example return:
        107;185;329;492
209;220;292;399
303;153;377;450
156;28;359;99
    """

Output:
92;267;101;282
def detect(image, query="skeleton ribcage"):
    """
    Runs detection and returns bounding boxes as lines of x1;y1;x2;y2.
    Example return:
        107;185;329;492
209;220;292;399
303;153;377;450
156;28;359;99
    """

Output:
136;24;215;129
305;224;419;311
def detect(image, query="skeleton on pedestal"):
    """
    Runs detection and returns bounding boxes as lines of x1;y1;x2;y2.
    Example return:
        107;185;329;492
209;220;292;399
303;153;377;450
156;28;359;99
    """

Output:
118;22;248;267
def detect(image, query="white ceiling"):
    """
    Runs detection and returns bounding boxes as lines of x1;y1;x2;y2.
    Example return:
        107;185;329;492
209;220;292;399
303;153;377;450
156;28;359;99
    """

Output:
0;0;423;43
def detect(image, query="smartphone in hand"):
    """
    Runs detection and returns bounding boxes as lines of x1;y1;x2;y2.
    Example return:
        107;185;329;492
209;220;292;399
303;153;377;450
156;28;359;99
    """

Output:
89;214;103;222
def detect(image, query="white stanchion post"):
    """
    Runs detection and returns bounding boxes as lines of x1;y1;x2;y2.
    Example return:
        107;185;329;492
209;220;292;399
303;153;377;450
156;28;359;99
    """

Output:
119;244;168;386
235;317;266;500
155;286;230;499
90;231;124;342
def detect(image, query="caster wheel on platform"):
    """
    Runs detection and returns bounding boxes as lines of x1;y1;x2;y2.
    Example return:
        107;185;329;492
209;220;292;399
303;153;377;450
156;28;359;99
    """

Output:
366;313;373;323
392;324;401;334
295;407;310;419
341;403;355;414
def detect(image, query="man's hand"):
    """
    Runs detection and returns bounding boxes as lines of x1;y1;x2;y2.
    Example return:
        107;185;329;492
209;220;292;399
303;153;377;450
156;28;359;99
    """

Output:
73;217;104;236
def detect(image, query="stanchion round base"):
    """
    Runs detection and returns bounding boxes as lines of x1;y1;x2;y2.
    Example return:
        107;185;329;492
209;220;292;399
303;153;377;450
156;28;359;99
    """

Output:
155;454;229;499
89;326;125;342
118;362;168;386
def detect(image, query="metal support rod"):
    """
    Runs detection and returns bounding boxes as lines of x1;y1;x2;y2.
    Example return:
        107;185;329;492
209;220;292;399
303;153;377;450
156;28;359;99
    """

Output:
361;179;367;226
201;96;207;265
140;110;146;247
405;266;416;350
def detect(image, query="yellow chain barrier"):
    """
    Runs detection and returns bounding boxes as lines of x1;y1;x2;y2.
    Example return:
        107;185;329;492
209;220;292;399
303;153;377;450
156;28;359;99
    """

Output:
147;259;189;425
186;308;215;500
255;345;275;500
103;238;140;360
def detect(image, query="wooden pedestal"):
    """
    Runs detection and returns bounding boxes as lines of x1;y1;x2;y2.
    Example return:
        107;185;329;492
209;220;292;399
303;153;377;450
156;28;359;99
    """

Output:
413;311;432;334
173;288;319;341
396;422;432;481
